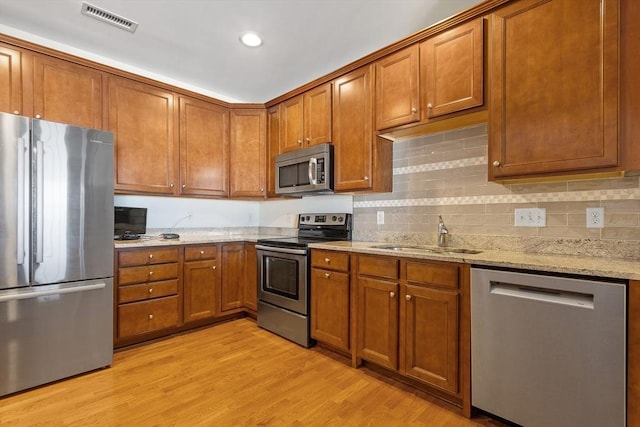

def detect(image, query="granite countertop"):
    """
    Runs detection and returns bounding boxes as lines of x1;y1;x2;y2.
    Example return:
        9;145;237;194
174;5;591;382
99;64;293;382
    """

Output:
113;233;283;248
309;241;640;281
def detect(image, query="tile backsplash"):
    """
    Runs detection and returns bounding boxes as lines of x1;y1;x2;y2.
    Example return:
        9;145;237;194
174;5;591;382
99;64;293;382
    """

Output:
353;124;640;259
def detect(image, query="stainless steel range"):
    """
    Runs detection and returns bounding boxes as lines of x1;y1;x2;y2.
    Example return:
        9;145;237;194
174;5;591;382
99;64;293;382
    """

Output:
256;213;352;347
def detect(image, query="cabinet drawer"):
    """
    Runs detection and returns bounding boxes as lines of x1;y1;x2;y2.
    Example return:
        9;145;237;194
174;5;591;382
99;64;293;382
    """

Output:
118;296;179;338
311;250;350;272
118;247;180;267
405;261;459;289
358;255;399;280
185;245;217;261
118;279;178;304
118;263;179;285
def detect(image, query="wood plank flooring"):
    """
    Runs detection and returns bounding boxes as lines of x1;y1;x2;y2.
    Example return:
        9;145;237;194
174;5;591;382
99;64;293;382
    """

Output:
1;318;500;426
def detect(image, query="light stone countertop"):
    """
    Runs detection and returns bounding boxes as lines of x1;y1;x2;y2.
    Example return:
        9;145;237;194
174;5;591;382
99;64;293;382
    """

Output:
309;241;640;281
113;233;283;248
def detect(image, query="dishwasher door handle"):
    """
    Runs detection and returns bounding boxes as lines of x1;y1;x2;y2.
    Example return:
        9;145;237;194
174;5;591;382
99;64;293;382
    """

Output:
490;281;594;309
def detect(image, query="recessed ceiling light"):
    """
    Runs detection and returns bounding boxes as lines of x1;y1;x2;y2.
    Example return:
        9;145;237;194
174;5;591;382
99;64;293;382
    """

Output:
240;32;263;48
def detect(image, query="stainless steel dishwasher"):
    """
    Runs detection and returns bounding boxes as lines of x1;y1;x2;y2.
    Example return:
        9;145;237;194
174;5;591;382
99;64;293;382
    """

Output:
471;267;626;427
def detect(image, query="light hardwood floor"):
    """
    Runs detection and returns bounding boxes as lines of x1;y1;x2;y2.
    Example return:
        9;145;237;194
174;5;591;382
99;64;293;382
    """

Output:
1;318;499;426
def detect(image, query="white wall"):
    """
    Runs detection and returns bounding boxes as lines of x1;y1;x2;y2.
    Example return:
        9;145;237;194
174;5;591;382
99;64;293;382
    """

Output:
114;194;353;229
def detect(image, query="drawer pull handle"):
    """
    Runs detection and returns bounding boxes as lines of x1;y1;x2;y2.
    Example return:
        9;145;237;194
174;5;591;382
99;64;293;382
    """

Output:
390;292;395;298
324;272;330;278
324;257;330;263
148;314;154;320
405;294;412;301
149;271;154;276
148;288;153;294
149;254;154;259
200;250;205;255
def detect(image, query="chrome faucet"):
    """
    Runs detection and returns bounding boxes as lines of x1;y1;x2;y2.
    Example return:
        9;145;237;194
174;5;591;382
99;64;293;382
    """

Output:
437;215;448;247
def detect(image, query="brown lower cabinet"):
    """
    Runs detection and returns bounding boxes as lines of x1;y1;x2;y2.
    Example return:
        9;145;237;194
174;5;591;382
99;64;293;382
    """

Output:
115;242;256;348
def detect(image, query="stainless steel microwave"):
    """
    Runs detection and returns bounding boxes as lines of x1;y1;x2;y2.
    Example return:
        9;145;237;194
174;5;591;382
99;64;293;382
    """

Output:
275;143;334;195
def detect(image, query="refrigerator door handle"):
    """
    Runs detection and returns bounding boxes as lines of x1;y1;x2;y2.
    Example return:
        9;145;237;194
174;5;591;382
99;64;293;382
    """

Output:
0;282;106;303
34;139;44;264
16;136;28;265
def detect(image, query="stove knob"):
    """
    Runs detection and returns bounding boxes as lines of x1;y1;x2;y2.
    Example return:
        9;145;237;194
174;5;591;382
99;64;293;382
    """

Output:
338;216;344;222
332;215;337;221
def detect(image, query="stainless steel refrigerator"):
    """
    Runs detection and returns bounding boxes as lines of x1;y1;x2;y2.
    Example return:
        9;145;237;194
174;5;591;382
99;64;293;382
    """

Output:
0;112;114;397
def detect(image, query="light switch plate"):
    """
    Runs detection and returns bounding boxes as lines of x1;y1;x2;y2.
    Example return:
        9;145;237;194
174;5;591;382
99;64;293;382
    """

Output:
514;208;546;227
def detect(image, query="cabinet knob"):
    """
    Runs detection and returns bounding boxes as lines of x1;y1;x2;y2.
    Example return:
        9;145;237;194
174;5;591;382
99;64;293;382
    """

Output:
149;254;154;259
492;160;501;167
324;257;330;263
363;176;369;181
35;114;42;119
411;107;417;113
212;266;217;270
324;272;330;278
305;137;310;142
13;110;19;115
148;288;153;294
405;294;412;301
148;314;154;320
170;183;174;188
297;139;303;145
260;188;264;192
390;292;395;298
200;250;205;255
149;271;154;276
427;103;433;109
182;184;186;189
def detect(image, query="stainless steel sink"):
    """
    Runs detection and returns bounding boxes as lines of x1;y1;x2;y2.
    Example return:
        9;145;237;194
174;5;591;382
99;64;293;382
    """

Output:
370;244;481;255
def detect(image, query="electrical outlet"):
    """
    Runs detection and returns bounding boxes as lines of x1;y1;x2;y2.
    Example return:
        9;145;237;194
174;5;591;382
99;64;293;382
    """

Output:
514;208;546;227
377;211;385;225
586;207;605;228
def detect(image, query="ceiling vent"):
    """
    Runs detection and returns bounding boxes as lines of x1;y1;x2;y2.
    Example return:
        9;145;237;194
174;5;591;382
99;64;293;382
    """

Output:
81;2;138;33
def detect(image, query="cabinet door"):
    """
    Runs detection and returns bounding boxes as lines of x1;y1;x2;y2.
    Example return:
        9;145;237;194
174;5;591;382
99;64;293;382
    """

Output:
333;65;375;191
311;267;350;352
108;77;177;194
420;18;483;119
183;259;218;323
179;96;229;197
0;44;24;115
404;284;459;394
304;82;332;146
32;54;103;129
266;105;280;198
244;243;258;311
280;95;304;153
229;109;267;198
489;0;619;179
219;243;245;313
376;45;419;130
357;276;399;370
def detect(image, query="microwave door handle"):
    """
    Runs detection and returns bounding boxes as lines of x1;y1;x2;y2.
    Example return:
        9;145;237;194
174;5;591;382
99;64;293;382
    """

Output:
308;157;318;185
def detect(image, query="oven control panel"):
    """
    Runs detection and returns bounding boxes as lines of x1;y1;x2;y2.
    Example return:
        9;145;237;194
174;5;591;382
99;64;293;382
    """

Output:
298;213;349;226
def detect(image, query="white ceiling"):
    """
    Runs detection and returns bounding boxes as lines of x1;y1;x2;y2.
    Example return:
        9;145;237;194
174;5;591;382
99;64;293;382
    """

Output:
0;0;480;103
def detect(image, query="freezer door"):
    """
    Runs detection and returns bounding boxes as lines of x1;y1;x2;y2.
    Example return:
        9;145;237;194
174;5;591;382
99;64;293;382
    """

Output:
31;120;114;285
0;113;30;290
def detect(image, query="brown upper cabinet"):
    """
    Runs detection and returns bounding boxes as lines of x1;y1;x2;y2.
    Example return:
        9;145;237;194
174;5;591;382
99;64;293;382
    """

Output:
266;105;280;198
179;96;229;198
108;76;178;195
420;18;483;119
32;54;104;129
229;108;267;198
375;45;420;130
333;64;392;193
488;0;619;180
280;82;332;153
0;43;24;116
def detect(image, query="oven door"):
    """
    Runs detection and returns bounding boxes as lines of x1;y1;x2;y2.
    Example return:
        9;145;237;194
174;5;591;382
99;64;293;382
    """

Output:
256;245;308;315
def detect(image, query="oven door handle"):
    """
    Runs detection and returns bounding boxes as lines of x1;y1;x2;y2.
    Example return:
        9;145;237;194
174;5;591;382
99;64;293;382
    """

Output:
256;245;308;256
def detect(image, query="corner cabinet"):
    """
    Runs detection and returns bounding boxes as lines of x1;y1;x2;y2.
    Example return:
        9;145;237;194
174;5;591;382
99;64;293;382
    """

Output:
229;108;267;198
333;65;392;193
488;0;619;180
179;97;229;197
108;76;178;195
